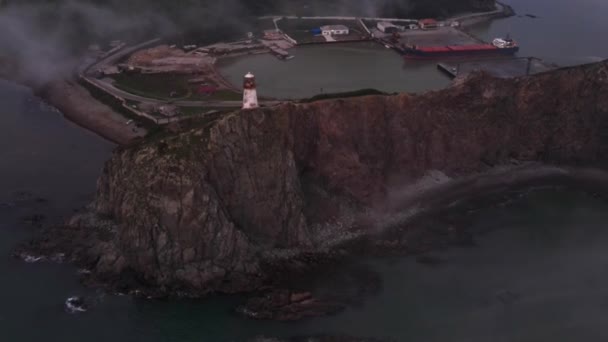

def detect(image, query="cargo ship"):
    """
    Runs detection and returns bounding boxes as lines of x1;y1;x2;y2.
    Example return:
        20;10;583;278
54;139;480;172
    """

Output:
400;37;519;59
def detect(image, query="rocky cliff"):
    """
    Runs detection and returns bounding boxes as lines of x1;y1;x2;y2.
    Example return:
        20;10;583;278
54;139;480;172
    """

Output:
32;60;608;297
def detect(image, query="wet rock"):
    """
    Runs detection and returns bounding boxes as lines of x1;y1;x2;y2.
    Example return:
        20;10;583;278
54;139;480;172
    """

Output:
65;296;87;313
248;335;392;342
290;291;312;303
21;214;46;228
237;289;344;321
18;253;46;263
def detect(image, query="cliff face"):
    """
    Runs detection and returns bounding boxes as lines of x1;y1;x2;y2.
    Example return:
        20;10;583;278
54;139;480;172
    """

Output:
84;60;608;295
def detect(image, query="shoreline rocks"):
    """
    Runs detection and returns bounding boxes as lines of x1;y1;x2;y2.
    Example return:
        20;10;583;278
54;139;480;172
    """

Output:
236;290;344;321
248;336;392;342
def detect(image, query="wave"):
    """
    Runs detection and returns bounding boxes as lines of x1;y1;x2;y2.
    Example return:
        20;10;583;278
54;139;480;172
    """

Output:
21;254;46;263
65;296;87;314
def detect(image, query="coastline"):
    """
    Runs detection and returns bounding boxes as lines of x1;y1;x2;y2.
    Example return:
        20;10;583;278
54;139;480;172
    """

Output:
15;163;608;296
0;73;145;146
350;164;608;254
35;79;147;145
2;51;146;146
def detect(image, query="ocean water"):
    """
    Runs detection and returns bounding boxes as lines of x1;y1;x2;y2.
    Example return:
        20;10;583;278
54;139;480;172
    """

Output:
218;42;450;99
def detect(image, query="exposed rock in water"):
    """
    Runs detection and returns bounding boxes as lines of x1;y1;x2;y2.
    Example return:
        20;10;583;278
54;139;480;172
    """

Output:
236;289;344;321
248;336;392;342
20;60;608;299
65;296;88;314
21;214;46;228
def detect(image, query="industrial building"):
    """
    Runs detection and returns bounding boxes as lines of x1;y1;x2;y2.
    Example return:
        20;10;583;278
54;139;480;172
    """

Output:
377;22;400;34
419;19;439;30
320;25;350;36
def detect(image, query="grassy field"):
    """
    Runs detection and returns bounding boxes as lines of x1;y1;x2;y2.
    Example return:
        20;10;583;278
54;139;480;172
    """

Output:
300;88;386;103
178;106;235;117
112;73;191;100
111;73;241;102
189;89;242;101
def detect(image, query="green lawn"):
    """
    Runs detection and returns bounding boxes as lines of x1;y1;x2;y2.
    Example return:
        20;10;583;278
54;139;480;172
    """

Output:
112;73;191;100
189;89;242;101
112;73;241;102
178;106;235;117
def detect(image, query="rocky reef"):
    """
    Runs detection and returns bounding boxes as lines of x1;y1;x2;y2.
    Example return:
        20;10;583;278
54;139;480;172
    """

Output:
247;336;391;342
19;60;608;300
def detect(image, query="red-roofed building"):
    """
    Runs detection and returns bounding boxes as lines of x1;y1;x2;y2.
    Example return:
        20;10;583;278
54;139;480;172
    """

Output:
418;19;438;30
197;85;217;95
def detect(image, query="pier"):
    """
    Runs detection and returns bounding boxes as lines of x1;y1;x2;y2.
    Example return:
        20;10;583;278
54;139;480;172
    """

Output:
260;40;294;60
437;57;557;79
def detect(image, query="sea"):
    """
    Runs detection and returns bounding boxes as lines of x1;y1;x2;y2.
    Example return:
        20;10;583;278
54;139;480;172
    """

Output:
2;0;608;341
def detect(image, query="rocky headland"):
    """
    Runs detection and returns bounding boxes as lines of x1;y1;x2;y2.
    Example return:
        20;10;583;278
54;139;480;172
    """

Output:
17;60;608;314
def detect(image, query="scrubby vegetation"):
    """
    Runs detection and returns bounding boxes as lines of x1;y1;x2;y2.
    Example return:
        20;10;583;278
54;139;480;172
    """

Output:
301;88;386;103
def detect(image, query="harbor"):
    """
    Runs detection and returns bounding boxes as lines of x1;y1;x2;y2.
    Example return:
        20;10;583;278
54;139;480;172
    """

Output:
72;0;561;125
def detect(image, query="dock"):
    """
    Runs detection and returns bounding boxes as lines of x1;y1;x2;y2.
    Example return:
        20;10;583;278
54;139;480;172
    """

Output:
269;45;292;60
437;57;557;79
260;40;294;61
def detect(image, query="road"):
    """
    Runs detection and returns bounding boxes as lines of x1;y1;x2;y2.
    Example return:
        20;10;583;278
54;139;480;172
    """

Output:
82;39;282;110
86;77;280;108
450;2;506;24
260;3;507;24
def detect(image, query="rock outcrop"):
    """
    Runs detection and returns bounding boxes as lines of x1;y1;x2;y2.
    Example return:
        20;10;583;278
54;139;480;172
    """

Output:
236;290;344;321
248;336;391;342
26;60;608;297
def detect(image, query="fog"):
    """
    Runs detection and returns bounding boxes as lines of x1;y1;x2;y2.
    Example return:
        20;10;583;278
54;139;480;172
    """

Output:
0;0;487;84
0;0;253;84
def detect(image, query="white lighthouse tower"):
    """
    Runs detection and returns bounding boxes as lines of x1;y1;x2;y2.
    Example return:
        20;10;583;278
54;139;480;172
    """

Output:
242;72;259;110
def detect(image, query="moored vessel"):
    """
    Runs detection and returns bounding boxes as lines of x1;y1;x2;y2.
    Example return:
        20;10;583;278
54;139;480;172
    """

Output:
400;36;519;59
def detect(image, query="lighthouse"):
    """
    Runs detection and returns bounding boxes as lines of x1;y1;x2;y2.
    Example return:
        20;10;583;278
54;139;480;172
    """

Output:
242;72;259;110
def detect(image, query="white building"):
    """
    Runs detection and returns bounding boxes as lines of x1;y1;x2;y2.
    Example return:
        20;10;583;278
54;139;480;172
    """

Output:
377;21;399;33
320;25;350;36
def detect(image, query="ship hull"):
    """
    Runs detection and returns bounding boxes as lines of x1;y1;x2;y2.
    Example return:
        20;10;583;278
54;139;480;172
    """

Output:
401;46;520;60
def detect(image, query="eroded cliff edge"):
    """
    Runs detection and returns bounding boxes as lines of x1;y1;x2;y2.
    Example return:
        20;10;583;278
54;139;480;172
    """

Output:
26;60;608;296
